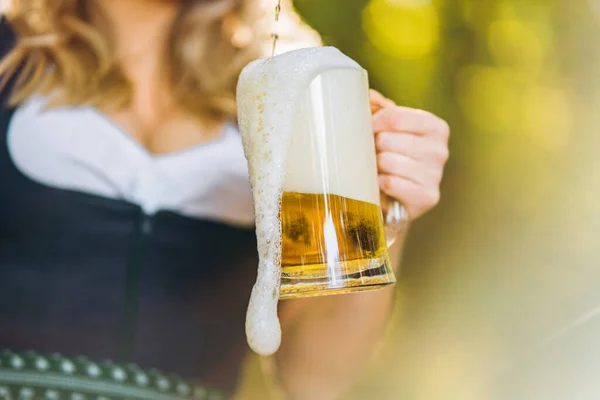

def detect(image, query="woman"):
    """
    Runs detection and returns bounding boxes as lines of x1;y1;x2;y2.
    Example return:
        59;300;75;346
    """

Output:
0;0;449;399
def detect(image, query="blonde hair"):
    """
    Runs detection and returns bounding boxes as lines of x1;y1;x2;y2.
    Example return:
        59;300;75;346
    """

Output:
0;0;320;121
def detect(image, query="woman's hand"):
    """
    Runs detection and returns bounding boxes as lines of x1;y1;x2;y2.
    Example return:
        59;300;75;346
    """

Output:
370;90;450;221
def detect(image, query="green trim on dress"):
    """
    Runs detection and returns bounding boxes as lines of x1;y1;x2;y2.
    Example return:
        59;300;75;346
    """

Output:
0;350;224;400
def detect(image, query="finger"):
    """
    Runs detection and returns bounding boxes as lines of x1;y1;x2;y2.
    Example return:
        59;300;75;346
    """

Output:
369;90;395;113
378;175;440;220
376;131;450;164
378;151;444;186
372;106;450;139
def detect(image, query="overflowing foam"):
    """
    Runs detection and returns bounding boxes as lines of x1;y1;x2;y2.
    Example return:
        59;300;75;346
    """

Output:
237;47;364;355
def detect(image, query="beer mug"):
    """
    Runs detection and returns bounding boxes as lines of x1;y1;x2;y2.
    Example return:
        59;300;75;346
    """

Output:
279;66;407;299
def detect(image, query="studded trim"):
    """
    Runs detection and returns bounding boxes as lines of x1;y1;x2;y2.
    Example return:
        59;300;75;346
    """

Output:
0;350;224;400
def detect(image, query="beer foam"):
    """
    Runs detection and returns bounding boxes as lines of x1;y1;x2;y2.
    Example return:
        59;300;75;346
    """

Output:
283;68;381;206
237;47;363;356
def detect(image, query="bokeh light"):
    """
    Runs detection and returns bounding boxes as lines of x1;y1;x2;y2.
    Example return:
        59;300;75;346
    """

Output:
457;65;523;135
362;0;439;60
522;84;573;152
487;19;545;72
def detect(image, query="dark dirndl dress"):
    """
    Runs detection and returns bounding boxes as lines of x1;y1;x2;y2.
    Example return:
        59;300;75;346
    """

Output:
0;17;259;399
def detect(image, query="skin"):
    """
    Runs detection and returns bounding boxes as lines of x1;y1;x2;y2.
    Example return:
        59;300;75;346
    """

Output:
99;1;450;398
98;0;225;155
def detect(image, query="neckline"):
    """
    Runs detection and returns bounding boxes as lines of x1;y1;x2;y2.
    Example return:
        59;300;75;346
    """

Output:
84;106;236;161
2;102;255;227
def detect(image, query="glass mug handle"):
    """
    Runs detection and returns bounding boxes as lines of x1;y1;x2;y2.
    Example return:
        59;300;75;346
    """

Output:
382;196;408;247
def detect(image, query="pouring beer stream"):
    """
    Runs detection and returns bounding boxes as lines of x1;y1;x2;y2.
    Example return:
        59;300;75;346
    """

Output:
271;0;282;57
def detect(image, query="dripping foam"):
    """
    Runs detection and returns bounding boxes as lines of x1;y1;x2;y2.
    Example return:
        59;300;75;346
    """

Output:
237;47;364;355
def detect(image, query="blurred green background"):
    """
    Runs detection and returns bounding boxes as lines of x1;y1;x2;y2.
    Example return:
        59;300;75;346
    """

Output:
238;0;600;399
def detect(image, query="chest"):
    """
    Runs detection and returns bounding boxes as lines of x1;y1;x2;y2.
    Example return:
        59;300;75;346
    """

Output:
2;96;255;225
102;106;224;156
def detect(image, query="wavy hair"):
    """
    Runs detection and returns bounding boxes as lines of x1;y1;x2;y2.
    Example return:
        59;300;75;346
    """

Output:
0;0;320;121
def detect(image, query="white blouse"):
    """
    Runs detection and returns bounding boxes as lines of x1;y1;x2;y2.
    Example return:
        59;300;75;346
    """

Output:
7;96;255;227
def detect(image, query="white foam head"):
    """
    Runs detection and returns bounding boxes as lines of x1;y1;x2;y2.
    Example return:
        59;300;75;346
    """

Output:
237;47;365;356
283;68;381;206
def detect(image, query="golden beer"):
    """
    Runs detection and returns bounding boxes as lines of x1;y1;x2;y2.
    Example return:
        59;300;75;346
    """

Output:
280;192;395;298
